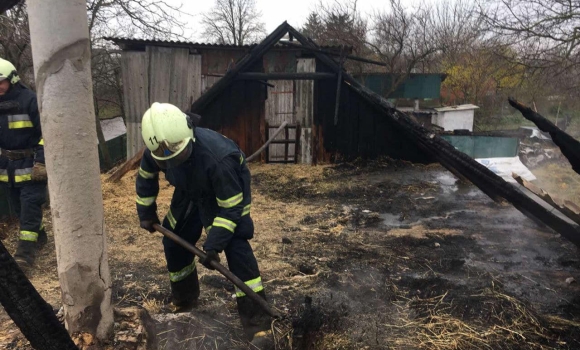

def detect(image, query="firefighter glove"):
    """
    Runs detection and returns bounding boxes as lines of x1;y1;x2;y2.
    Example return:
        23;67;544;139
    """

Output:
140;217;160;233
31;162;47;182
200;250;220;270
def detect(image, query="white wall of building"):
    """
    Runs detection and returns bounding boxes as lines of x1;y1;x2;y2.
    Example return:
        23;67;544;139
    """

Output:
432;105;478;131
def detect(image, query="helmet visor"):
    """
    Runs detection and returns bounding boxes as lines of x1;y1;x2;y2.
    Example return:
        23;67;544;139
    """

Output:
152;139;193;169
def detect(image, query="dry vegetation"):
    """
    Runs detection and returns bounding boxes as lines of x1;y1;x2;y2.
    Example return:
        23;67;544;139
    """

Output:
1;160;580;349
533;163;580;204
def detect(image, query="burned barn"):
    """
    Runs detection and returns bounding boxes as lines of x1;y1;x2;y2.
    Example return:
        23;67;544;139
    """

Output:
108;22;428;165
110;22;580;248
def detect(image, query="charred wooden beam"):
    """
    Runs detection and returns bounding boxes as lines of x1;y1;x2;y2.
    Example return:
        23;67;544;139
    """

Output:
334;56;344;126
372;89;580;246
279;41;388;67
106;148;145;183
513;173;580;226
286;26;395;109
509;98;580;175
190;22;291;113
236;72;335;80
287;26;580;246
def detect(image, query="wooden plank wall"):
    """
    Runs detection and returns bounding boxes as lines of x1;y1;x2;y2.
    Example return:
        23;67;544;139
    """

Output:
296;58;315;164
196;61;266;157
121;51;149;158
198;80;265;156
188;54;202;105
314;59;429;163
121;46;203;157
202;76;222;94
169;48;191;111
265;80;295;161
147;46;172;103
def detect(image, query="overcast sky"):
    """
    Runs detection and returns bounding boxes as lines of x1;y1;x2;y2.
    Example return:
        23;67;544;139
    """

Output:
179;0;425;41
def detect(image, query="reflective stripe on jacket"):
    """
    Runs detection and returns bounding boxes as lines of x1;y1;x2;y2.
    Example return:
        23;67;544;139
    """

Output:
136;127;252;252
0;83;44;187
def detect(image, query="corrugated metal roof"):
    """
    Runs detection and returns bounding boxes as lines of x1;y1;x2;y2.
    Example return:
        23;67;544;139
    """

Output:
105;37;347;51
105;37;253;49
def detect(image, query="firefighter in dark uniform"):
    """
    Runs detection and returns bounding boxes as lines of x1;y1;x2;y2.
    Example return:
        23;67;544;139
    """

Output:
0;58;47;270
135;102;273;345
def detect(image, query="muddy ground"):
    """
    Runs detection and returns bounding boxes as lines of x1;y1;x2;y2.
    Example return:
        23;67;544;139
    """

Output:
1;160;580;349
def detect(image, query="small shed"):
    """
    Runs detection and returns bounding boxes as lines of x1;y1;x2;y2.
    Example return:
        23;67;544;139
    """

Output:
432;104;479;132
109;22;430;164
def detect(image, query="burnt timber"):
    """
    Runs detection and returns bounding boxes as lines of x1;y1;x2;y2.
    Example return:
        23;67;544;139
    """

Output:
509;98;580;175
191;22;580;247
236;72;336;80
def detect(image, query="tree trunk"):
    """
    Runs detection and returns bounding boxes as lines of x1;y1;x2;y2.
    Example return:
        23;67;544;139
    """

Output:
27;0;114;344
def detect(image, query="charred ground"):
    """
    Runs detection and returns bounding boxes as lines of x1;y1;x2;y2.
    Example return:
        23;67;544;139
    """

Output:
1;160;579;349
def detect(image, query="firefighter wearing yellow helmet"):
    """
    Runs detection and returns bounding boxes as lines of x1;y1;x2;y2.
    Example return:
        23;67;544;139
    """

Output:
135;102;273;345
0;57;48;271
0;58;20;86
141;102;195;169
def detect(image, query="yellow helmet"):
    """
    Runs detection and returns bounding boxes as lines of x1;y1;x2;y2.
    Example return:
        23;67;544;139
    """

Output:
0;58;20;84
141;102;195;169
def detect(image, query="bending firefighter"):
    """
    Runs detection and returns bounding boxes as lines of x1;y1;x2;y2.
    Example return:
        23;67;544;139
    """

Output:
0;58;48;270
135;102;272;343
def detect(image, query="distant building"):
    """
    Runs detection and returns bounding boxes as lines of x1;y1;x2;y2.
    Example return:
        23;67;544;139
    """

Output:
433;104;479;132
100;116;126;142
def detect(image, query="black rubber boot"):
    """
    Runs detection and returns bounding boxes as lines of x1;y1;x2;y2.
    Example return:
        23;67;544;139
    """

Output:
170;272;200;312
37;230;48;249
14;240;38;270
237;290;272;341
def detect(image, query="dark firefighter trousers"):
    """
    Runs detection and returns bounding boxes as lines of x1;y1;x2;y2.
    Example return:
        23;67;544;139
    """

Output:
4;183;46;242
162;192;270;338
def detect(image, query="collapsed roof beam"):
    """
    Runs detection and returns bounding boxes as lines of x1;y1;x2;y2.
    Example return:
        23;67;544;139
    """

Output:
190;22;291;113
286;25;580;247
350;82;580;246
509;98;580;175
236;72;336;80
279;41;388;67
286;26;381;104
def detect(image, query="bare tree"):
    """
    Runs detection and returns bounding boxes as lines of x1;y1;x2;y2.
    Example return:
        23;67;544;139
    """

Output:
315;0;368;49
431;0;483;65
301;12;325;44
87;0;188;40
479;0;580;79
0;2;33;86
477;0;580;119
480;0;580;60
367;0;441;95
201;0;266;45
301;1;369;74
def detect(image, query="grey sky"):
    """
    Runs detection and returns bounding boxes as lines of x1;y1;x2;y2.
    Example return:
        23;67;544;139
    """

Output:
179;0;423;41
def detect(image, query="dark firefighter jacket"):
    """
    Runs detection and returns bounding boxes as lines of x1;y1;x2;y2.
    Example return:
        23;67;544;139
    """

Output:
0;83;44;187
136;127;252;252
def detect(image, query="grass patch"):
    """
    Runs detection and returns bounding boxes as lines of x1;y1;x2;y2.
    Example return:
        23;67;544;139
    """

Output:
532;163;580;204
